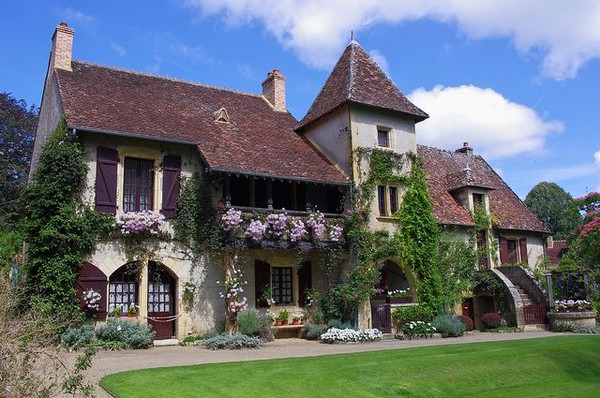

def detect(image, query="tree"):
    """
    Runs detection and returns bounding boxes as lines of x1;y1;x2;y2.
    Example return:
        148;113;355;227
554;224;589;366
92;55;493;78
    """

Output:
568;192;600;270
524;182;581;240
0;92;38;228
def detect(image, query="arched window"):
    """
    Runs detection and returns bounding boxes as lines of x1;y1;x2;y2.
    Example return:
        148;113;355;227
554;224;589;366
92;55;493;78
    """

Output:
108;262;140;315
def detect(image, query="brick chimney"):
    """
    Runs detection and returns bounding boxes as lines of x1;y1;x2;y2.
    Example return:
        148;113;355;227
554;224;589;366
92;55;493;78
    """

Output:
456;141;473;156
262;69;286;112
51;22;74;71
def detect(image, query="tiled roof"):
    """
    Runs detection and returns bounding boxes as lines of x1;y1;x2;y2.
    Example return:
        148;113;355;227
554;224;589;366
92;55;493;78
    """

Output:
418;145;549;233
55;61;348;184
296;41;428;131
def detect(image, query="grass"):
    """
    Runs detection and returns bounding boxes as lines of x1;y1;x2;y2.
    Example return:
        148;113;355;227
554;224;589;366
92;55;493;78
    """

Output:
100;336;600;397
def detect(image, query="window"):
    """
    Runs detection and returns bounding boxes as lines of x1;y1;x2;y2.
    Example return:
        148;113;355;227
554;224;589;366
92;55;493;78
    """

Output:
377;129;390;147
389;187;398;214
108;263;139;315
377;185;387;216
272;267;293;305
378;185;399;217
123;158;154;212
507;239;518;264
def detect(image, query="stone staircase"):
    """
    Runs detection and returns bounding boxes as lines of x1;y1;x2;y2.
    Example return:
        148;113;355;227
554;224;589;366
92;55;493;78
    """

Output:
515;283;548;331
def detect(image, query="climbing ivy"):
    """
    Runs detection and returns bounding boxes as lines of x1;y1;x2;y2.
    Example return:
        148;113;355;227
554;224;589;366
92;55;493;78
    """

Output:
396;157;445;314
19;118;113;316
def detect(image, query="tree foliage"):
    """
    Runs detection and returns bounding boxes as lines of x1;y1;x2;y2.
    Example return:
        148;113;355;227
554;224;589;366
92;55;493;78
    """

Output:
568;192;600;270
524;181;581;240
0;92;38;228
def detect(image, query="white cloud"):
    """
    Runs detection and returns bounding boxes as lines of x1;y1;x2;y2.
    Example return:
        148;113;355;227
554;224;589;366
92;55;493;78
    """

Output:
181;0;600;79
110;42;127;57
408;85;564;160
58;8;96;26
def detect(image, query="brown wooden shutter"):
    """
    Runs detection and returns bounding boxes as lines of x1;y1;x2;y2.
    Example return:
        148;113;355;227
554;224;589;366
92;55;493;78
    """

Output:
519;238;528;264
161;155;181;218
255;260;271;308
76;262;108;320
499;236;508;264
95;146;118;214
298;261;312;306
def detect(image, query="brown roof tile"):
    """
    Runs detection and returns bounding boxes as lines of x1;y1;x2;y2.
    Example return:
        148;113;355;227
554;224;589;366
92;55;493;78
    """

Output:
418;145;549;233
55;62;348;184
296;41;428;131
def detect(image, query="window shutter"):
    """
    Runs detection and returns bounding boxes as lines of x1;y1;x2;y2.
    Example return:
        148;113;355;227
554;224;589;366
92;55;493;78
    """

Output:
95;146;118;214
76;262;108;320
298;261;312;306
519;238;528;264
254;260;271;308
499;236;508;264
161;155;181;218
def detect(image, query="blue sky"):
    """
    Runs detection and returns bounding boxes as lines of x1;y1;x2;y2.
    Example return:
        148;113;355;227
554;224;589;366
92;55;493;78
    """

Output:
2;0;599;199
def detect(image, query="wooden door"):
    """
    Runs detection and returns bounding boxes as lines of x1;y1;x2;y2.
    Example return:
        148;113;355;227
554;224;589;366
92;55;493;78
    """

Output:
147;263;176;340
371;304;391;333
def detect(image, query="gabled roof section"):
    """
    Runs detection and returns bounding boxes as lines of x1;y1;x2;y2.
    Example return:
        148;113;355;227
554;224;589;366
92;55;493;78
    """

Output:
296;41;428;131
55;61;348;184
418;145;549;233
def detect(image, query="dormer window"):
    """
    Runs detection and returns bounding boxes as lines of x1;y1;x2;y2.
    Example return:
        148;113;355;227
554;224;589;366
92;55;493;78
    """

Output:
214;107;230;124
377;128;390;147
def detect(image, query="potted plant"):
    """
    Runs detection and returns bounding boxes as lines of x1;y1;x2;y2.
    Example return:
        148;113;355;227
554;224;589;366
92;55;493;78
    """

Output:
127;303;139;317
276;309;289;326
291;311;304;325
387;288;412;304
110;305;122;317
260;285;276;307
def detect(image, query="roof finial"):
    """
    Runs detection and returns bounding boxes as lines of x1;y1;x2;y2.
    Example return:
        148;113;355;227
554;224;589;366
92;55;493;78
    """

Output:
350;30;356;43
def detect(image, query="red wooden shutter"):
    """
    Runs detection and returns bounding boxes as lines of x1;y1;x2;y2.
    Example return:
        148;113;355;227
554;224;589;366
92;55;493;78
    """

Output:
499;236;508;264
161;155;181;218
76;262;108;320
95;146;118;214
519;238;528;264
298;261;312;306
255;260;271;308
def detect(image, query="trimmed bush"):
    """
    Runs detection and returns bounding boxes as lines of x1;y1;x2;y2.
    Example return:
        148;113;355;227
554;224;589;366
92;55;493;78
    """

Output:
95;319;155;349
304;323;328;340
456;315;474;331
237;309;262;336
481;312;502;329
431;314;466;338
60;324;95;350
203;333;263;350
320;328;383;343
392;304;433;328
401;321;436;339
327;319;353;330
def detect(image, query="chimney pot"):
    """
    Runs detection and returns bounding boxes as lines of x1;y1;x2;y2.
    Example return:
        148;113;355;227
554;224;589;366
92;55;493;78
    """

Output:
456;141;473;155
262;68;286;112
51;22;74;71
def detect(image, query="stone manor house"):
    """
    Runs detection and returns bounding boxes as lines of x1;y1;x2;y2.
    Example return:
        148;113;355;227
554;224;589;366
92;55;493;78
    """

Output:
31;23;549;339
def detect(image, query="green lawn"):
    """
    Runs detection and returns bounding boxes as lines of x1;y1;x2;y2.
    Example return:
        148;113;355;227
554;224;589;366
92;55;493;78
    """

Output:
100;336;600;398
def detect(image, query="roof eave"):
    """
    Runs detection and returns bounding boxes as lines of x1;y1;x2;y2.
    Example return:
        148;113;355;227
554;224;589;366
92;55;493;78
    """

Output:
207;167;350;186
69;124;198;146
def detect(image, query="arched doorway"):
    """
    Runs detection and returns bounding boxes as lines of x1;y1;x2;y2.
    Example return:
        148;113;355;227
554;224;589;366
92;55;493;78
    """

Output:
147;261;177;340
371;260;412;333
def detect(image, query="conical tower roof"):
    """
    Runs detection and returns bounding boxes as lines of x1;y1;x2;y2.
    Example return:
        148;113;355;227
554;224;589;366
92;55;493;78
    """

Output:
296;41;428;131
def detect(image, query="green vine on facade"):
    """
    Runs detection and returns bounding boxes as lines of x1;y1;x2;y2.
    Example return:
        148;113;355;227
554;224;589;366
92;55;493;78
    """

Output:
396;157;445;314
20;118;113;315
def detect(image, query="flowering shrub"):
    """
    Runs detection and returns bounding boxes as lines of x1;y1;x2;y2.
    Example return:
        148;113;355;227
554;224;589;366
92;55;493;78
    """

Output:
115;210;164;235
218;264;249;322
290;219;308;242
388;288;411;298
320;327;383;343
481;312;502;329
222;208;242;232
329;224;343;242
82;289;101;311
246;220;266;241
267;211;288;238
306;210;326;240
401;321;436;339
219;207;344;243
555;299;593;312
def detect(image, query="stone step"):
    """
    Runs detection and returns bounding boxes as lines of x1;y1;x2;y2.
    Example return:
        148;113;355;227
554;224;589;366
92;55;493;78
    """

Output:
153;338;180;347
523;324;549;332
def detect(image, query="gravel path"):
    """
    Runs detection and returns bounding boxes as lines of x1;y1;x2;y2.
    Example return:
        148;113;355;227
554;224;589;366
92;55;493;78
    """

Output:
75;330;562;397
